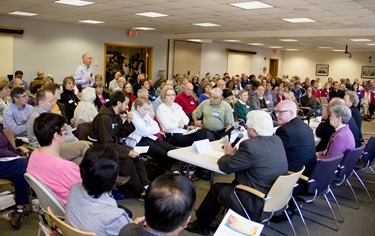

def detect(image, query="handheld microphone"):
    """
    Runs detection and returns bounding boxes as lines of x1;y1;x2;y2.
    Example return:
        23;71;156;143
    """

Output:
231;133;244;148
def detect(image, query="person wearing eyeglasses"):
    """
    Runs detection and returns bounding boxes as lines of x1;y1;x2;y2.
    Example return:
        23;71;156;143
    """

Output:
275;100;316;177
192;87;234;141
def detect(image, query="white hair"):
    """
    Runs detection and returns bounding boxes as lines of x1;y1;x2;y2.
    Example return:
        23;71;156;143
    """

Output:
246;110;273;136
81;87;96;103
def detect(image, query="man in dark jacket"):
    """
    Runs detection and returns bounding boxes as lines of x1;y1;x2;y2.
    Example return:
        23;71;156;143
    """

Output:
89;90;150;198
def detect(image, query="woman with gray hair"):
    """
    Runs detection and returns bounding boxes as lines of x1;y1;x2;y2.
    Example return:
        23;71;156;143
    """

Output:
73;87;98;127
317;105;355;159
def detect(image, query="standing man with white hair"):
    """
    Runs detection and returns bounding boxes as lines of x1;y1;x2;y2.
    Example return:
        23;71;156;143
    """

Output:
74;52;94;91
186;110;288;235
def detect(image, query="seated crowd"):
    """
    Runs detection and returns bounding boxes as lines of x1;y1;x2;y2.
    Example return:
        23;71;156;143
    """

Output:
0;65;373;235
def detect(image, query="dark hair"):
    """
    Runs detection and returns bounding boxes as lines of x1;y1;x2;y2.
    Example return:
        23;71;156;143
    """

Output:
43;83;60;94
35;88;54;105
222;88;233;99
109;90;129;106
140;79;149;87
34;113;65;147
145;174;196;233
10;87;27;101
14;70;23;77
80;145;119;198
29;80;44;94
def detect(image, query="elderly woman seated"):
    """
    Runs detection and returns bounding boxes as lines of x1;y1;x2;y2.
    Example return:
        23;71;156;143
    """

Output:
156;86;209;147
66;145;142;236
317;105;355;159
127;97;176;180
73;87;98;127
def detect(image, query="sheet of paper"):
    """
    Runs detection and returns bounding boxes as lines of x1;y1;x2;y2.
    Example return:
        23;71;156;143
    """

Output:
183;127;201;135
191;139;223;158
0;156;26;162
133;146;149;154
147;135;158;141
214;209;264;236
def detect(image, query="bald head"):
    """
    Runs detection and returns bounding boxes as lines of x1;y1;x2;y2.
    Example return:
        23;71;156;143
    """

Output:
275;100;297;125
184;83;194;96
216;79;226;90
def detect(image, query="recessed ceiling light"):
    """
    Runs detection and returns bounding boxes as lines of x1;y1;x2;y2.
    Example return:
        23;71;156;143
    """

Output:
279;39;298;42
224;40;241;42
286;49;298;51
269;46;282;49
132;27;156;31
55;0;95;7
350;39;371;42
318;46;332;49
230;1;274;10
367;43;375;46
8;11;38;16
282;18;316;23
333;49;345;52
79;20;104;24
248;43;264;46
193;23;220;27
135;12;168;18
188;39;203;42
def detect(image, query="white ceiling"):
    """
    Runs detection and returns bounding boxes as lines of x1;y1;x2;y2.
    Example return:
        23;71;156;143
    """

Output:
1;0;375;52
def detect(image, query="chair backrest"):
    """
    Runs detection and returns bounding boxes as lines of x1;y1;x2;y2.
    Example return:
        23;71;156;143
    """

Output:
74;122;92;141
47;207;96;236
362;136;375;164
24;173;65;218
320;97;328;106
337;145;365;179
3;129;16;148
263;167;305;213
308;155;343;195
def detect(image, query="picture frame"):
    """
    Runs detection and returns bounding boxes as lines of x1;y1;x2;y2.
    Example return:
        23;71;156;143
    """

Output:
361;66;375;79
315;64;329;76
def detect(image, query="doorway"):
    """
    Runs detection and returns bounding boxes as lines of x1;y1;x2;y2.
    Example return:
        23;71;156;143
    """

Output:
269;58;279;79
104;43;153;86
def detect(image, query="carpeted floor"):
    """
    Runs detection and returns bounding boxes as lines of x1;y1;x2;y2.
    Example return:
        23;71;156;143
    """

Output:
1;120;374;236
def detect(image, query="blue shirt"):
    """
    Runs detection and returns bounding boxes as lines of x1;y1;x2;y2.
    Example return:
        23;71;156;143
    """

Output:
73;64;94;88
3;103;33;137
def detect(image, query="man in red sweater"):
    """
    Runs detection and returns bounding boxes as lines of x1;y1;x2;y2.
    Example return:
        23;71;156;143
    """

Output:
174;82;197;122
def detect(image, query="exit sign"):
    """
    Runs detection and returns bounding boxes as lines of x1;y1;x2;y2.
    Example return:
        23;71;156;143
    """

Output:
128;29;137;37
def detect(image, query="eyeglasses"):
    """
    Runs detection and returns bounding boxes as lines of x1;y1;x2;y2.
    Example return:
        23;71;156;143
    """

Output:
211;96;221;100
166;94;176;97
275;110;291;115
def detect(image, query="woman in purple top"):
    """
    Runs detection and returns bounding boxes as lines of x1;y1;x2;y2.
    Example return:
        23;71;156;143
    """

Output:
317;105;355;159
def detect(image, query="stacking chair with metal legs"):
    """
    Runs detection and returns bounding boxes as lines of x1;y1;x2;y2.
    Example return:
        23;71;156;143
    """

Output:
233;167;307;236
331;145;366;209
353;136;375;203
296;155;344;231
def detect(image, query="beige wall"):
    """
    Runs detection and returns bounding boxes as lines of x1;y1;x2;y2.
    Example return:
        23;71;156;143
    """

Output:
0;35;13;77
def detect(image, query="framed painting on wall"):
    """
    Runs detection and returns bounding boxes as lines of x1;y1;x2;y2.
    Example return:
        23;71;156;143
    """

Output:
315;64;329;76
361;66;375;79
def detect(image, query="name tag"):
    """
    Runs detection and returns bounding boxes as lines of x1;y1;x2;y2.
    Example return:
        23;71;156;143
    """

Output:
266;100;270;104
111;123;118;129
246;105;250;109
190;101;195;105
105;99;110;102
68;99;73;104
213;111;219;117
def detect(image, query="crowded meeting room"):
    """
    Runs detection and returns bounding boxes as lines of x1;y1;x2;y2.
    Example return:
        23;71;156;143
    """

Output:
1;0;375;236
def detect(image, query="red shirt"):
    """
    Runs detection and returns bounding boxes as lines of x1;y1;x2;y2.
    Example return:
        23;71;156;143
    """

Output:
312;88;321;99
174;92;197;113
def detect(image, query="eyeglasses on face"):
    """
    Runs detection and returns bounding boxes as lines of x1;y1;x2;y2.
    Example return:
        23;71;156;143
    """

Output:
275;110;291;115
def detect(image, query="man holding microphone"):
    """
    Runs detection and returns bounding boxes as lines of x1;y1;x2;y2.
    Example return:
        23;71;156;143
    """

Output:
74;52;94;91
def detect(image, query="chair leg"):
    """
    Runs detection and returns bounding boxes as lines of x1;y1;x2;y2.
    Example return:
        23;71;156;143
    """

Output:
353;170;373;202
284;210;297;236
291;196;310;236
328;188;344;223
369;166;375;175
346;179;360;209
323;193;339;231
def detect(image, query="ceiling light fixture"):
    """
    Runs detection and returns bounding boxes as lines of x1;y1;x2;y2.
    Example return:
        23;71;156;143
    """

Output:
135;12;168;18
132;27;156;30
282;18;316;23
318;46;332;49
79;20;105;24
230;1;274;10
193;23;220;27
248;43;264;46
269;46;282;49
333;49;345;52
279;39;298;42
286;49;298;51
188;39;203;42
367;43;375;46
55;0;95;7
224;40;241;42
350;39;371;42
8;11;38;16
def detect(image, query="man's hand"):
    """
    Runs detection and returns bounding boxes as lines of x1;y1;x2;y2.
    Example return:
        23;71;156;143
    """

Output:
178;120;185;128
129;150;139;158
224;142;237;155
194;120;202;127
132;216;146;224
86;77;93;83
